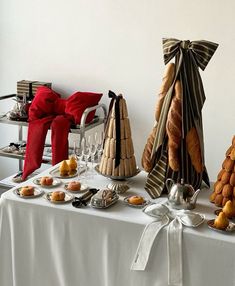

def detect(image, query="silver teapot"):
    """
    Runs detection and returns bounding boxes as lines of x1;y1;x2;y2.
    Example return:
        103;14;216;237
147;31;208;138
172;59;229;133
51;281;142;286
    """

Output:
166;178;200;210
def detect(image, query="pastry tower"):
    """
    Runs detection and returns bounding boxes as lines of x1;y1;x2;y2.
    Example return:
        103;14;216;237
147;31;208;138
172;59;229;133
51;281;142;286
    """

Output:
210;135;235;207
99;95;137;177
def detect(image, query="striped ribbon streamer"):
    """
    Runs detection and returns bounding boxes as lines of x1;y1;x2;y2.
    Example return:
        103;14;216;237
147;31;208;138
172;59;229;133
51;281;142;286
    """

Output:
145;38;218;198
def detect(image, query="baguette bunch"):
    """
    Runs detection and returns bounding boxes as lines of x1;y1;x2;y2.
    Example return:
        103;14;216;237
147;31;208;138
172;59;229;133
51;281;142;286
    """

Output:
99;97;137;177
142;63;204;174
210;136;235;207
142;63;175;172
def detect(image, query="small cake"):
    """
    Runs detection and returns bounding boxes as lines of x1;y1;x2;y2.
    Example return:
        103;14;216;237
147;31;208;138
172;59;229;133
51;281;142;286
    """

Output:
40;176;53;186
20;186;34;196
68;156;77;173
59;160;69;176
128;195;145;205
67;181;81;192
51;191;65;201
214;212;229;230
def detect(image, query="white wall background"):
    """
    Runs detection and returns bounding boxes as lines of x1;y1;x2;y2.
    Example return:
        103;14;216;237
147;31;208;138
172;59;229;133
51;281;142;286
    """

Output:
0;0;234;182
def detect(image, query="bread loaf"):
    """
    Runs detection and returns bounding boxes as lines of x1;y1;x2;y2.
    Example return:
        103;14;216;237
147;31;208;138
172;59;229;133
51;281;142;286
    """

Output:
186;127;203;173
166;80;182;171
155;63;175;121
141;126;157;172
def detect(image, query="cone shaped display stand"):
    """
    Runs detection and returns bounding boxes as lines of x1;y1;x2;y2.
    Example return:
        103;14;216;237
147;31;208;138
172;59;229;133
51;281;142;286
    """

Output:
96;94;139;194
210;135;235;207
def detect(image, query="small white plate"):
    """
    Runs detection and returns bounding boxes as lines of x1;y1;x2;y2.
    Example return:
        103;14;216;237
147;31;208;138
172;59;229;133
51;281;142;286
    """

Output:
49;168;78;179
207;219;235;233
33;177;62;188
64;183;89;193
123;196;150;208
13;186;44;199
179;212;205;227
44;192;74;204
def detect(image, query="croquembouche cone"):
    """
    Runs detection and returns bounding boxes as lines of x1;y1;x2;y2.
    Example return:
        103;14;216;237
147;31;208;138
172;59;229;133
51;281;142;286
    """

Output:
210;135;235;207
99;95;137;177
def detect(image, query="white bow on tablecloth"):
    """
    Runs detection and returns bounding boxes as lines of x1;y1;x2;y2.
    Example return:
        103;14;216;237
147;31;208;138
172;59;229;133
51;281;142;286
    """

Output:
131;203;186;286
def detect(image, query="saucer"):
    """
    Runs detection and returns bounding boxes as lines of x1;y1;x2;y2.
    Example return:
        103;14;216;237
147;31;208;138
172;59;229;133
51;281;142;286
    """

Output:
123;196;150;208
207;219;235;233
33;177;61;188
64;183;89;193
13;186;44;199
44;192;74;204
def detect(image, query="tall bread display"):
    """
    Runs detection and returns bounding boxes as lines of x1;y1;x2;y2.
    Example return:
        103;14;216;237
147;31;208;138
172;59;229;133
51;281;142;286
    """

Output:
99;95;137;177
144;38;219;199
142;63;175;173
210;135;235;207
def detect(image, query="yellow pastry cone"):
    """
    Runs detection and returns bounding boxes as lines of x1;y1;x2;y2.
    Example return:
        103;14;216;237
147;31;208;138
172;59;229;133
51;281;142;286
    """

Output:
222;200;235;218
214;212;229;230
59;160;69;176
68;156;77;172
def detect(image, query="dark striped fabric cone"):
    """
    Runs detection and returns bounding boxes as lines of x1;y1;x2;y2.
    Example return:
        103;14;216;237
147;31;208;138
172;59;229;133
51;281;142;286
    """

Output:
145;38;218;198
145;148;168;198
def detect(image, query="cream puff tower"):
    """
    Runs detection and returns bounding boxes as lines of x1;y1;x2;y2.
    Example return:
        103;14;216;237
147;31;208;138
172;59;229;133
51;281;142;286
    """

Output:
210;135;235;207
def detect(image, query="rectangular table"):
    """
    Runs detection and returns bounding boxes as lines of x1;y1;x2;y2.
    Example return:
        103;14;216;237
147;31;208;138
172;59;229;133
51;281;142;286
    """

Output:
0;165;234;286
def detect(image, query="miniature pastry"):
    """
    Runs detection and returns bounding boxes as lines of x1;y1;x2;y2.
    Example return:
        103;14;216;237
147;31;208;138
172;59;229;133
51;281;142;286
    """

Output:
68;156;77;173
209;192;216;203
40;176;53;186
20;186;34;196
59;160;69;176
214;194;223;206
67;181;81;192
51;191;65;201
222;197;230;207
214;211;229;230
128;195;145;205
222;200;235;218
222;184;233;198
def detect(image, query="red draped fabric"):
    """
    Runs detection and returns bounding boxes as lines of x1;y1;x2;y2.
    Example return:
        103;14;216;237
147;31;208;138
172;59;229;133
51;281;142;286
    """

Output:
22;87;102;180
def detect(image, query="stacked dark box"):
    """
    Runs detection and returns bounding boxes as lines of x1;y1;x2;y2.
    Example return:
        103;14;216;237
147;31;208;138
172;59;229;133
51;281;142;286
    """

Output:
17;80;52;99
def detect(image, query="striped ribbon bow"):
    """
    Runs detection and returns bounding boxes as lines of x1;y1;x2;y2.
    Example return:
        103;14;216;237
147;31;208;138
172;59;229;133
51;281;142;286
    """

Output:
153;38;219;154
146;38;218;198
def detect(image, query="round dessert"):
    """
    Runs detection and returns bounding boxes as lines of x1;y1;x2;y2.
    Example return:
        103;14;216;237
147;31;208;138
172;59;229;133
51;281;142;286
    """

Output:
128;195;145;205
51;191;65;201
40;176;53;186
20;186;35;196
67;181;81;192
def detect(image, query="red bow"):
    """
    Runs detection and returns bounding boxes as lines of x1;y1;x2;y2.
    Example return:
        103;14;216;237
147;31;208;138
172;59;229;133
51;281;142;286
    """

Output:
22;86;102;180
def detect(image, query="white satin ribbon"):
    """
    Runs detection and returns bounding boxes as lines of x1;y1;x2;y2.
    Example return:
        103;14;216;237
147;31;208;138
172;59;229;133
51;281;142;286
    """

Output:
167;216;183;286
131;215;169;271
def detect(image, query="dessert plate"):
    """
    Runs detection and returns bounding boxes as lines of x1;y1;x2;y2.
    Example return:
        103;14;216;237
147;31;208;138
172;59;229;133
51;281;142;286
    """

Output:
49;168;78;179
64;183;89;193
207;219;235;233
123;196;150;208
13;186;44;199
44;192;74;204
33;177;62;188
179;212;205;227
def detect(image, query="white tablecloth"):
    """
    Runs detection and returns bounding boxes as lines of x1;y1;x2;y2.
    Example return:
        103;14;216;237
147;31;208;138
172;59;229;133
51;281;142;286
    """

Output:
0;165;235;286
